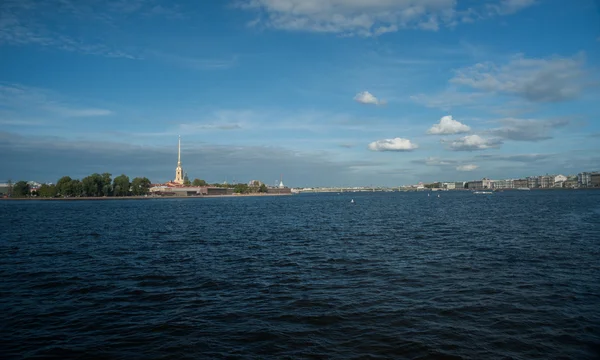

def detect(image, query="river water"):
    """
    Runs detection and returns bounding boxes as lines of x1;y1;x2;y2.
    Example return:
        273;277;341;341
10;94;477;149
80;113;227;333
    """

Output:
1;191;599;359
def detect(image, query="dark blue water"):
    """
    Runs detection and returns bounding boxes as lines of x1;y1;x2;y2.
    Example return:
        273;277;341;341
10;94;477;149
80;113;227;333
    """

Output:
1;191;599;359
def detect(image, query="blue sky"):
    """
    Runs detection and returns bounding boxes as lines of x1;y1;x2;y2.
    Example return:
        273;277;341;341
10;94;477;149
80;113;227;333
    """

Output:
0;0;599;187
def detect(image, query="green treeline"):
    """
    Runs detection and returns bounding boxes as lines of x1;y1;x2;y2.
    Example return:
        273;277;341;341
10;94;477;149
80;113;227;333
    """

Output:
9;173;151;198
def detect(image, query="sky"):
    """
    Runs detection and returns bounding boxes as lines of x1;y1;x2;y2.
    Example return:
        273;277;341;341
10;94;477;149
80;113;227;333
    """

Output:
0;0;599;187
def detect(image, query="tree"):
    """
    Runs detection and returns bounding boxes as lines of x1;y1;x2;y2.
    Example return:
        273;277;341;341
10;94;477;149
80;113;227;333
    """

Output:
233;183;249;194
113;174;130;196
192;178;207;186
101;173;112;196
56;176;73;197
184;173;191;186
131;177;151;195
38;184;57;198
69;179;83;197
259;184;268;193
82;173;103;197
12;181;30;197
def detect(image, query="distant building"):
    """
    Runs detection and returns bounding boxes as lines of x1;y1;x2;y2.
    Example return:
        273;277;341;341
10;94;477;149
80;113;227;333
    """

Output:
454;182;465;189
494;179;514;190
0;183;10;196
578;172;591;187
538;175;554;189
467;178;493;190
513;179;528;189
527;176;539;189
564;176;578;188
553;174;567;188
442;182;455;190
591;173;600;188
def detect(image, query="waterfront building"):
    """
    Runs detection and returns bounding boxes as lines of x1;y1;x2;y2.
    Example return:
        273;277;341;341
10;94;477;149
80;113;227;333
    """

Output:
513;179;528;188
454;182;465;189
554;174;567;188
442;182;456;190
564;176;578;189
494;179;514;190
591;173;600;188
578;172;591;187
527;176;539;189
538;175;554;189
467;178;493;190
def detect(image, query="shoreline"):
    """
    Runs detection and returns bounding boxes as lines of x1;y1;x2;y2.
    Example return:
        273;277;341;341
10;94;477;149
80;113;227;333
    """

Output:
0;193;293;201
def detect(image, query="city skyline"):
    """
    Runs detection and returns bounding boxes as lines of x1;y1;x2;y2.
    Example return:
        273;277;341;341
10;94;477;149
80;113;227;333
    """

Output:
1;1;599;186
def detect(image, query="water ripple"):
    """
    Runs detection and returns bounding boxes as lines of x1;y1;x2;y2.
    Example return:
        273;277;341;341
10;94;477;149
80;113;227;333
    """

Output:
1;191;599;359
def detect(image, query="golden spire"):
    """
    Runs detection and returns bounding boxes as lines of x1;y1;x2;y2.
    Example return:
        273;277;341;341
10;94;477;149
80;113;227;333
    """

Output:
178;135;181;166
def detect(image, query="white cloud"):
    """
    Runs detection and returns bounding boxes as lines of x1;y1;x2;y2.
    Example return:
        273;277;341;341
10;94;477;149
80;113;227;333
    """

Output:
451;52;587;102
354;91;384;105
368;137;418;152
456;164;478;171
427;115;471;135
446;134;502;151
236;0;536;36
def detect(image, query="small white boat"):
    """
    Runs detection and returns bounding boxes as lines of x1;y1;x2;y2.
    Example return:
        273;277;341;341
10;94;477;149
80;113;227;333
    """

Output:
351;199;355;204
473;191;493;195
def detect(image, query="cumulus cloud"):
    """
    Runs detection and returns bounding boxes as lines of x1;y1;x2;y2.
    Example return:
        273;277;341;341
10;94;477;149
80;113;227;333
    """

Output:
368;138;418;152
446;134;502;151
354;91;384;105
489;118;569;141
456;164;478;171
427;115;471;135
451;52;587;102
235;0;536;36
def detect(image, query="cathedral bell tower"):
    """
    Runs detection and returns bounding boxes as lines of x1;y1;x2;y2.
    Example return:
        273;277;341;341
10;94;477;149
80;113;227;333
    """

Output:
174;135;184;185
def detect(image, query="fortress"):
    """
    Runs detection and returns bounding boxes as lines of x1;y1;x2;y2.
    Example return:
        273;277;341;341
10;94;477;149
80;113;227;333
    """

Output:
149;136;291;197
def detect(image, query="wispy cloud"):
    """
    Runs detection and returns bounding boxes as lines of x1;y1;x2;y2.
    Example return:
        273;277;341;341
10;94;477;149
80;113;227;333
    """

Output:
235;0;537;36
0;83;113;121
0;0;185;59
456;164;478;171
474;153;552;163
451;52;589;103
410;89;484;110
445;134;503;151
488;118;570;141
149;51;238;70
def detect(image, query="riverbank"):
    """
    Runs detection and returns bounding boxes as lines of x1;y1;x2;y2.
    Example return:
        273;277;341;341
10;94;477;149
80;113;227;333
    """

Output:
0;193;293;201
